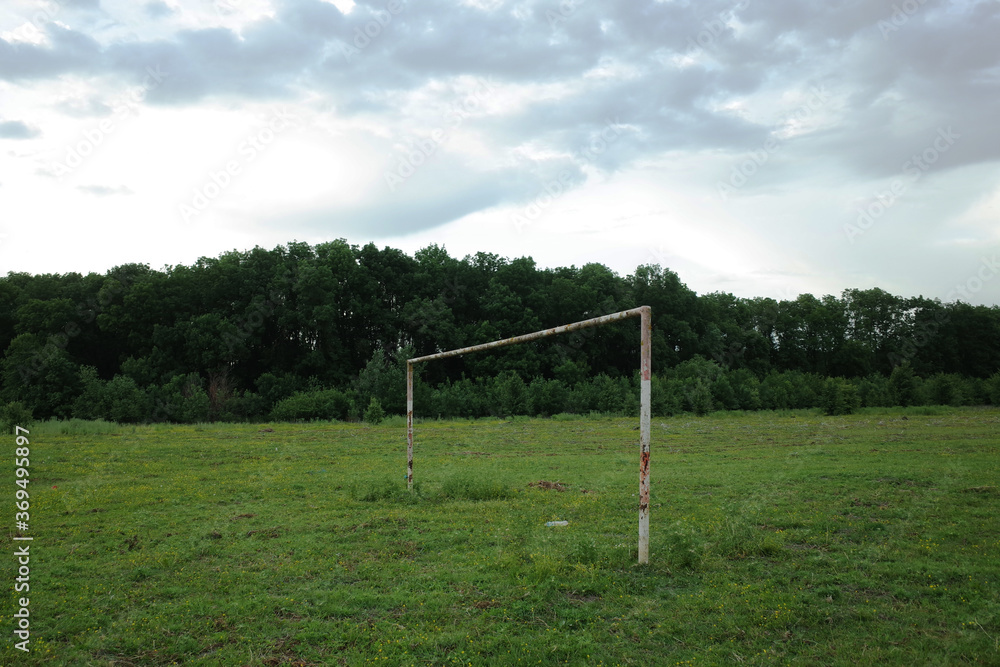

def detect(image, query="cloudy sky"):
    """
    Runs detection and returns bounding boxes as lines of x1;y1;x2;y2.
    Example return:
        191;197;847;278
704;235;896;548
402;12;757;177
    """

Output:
1;0;999;305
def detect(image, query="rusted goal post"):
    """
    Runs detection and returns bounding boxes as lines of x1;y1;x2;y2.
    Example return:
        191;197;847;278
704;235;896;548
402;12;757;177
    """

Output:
406;306;652;564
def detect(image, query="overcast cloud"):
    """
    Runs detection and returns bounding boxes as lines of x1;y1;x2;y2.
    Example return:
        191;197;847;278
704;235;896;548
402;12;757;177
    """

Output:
1;0;998;304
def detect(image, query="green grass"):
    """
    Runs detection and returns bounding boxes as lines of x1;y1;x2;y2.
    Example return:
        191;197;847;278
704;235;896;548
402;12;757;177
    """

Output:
4;409;1000;665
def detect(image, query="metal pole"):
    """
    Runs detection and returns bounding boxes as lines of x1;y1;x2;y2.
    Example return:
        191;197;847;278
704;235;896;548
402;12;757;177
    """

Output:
638;306;651;565
406;361;413;491
409;307;649;365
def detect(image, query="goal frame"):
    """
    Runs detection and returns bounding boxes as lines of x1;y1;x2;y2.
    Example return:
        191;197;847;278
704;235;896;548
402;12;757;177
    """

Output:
406;306;652;564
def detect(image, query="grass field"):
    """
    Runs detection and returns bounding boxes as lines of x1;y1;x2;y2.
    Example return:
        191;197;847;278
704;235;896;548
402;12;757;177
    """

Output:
3;407;999;665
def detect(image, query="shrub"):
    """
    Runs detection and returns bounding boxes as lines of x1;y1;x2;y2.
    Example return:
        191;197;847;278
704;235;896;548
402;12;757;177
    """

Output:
989;372;1000;406
760;371;792;410
155;373;211;423
650;376;684;417
1;401;34;434
727;369;762;411
490;371;530;418
217;391;268;422
687;379;714;416
822;377;860;416
72;366;107;420
526;378;568;417
593;374;637;415
857;374;894;408
430;378;487;418
889;364;919;407
711;375;738;411
270;388;352;422
926;373;965;407
364;396;386;425
358;345;411;415
104;375;149;423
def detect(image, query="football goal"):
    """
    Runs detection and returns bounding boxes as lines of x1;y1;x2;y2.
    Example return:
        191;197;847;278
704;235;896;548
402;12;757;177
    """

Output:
405;306;652;564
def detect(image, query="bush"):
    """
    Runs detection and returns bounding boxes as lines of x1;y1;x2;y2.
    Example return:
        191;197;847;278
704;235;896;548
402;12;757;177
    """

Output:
217;391;268;422
358;345;411;415
889;364;919;407
857;374;894;408
105;375;150;423
760;371;792;410
822;377;860;416
526;378;568;417
364;396;386;425
72;366;107;420
155;373;211;423
687;379;714;416
989;372;1000;406
1;401;34;434
490;371;530;418
650;376;684;417
270;388;352;422
711;375;738;411
926;373;965;407
727;369;761;411
593;374;637;415
429;377;487;418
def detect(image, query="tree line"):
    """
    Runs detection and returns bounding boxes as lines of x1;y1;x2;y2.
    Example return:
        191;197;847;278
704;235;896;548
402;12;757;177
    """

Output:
2;239;999;425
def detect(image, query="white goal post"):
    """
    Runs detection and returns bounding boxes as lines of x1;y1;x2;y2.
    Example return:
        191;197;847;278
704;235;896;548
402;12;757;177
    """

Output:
405;306;652;564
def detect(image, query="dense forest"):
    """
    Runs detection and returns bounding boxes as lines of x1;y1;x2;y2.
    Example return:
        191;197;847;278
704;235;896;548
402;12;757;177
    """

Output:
3;239;1000;425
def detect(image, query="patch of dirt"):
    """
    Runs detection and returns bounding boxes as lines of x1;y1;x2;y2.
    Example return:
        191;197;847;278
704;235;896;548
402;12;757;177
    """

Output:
231;513;257;520
247;526;284;539
471;599;501;609
262;637;315;666
274;607;303;621
528;480;566;491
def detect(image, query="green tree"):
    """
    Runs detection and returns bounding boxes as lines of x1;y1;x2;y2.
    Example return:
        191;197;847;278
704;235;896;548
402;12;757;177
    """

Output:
822;378;860;416
889;364;919;407
491;371;530;418
1;401;33;434
363;397;385;425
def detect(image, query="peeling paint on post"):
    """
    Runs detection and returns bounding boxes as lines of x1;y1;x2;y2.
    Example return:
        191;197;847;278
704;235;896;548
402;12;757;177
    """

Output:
639;305;651;564
406;361;414;491
407;306;652;562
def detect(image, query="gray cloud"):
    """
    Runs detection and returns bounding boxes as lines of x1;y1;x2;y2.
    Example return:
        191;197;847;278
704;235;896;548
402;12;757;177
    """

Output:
0;120;40;139
144;2;174;19
57;0;101;10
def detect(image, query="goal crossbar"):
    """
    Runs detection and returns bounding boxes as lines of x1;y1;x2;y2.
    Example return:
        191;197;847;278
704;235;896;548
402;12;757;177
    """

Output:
406;306;652;564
